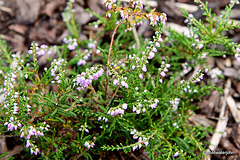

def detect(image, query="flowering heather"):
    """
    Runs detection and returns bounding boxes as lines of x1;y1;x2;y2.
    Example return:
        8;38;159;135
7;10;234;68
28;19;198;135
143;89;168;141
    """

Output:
0;0;240;159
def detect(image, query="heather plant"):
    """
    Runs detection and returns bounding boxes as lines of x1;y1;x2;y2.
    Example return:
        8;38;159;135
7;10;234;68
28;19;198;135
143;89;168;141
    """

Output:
0;0;240;159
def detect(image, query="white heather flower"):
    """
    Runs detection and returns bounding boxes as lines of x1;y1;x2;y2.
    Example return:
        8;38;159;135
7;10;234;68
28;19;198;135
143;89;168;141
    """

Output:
122;103;128;110
156;42;160;47
148;52;155;59
113;79;119;85
174;152;179;157
132;65;136;70
142;65;147;72
139;74;143;79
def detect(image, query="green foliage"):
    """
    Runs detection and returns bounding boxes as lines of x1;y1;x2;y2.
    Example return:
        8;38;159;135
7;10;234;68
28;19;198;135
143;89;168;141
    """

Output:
0;0;239;159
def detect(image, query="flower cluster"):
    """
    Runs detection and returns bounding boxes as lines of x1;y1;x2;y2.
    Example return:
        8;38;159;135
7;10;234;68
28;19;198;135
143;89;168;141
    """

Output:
230;0;240;4
26;140;39;155
130;129;149;151
104;0;166;29
97;116;108;122
129;54;148;71
184;14;193;25
131;0;144;10
74;66;104;91
63;37;78;50
190;70;204;83
20;124;49;140
145;31;163;59
183;83;198;94
107;103;128;116
20;123;50;155
2;71;27;116
132;98;159;114
79;122;89;133
235;47;240;62
191;39;204;50
147;11;167;26
76;39;99;66
62;0;75;22
133;102;144;114
158;61;171;78
50;58;67;84
111;66;129;88
170;98;180;111
4;117;21;131
84;141;95;149
28;43;57;56
103;0;116;10
77;49;91;65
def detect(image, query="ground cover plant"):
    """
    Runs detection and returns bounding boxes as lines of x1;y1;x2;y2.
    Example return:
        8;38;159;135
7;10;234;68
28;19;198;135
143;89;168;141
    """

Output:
0;0;240;159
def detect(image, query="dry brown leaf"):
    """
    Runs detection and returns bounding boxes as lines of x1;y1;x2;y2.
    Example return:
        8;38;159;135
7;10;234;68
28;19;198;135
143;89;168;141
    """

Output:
41;0;65;17
16;0;41;24
226;95;240;124
8;24;27;35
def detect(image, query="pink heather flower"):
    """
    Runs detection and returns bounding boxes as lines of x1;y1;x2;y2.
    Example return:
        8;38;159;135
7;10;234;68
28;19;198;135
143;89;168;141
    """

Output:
26;140;31;148
136;109;140;114
174;152;179;157
122;103;128;110
28;50;33;54
132;65;136;70
84;142;90;149
150;103;157;109
68;41;78;50
133;145;137;151
160;72;166;77
142;65;147;72
139;74;143;79
237;48;240;53
142;108;146;113
96;49;100;54
155;99;159;103
144;141;149;146
198;44;204;49
133;106;136;112
113;79;119;85
78;59;86;65
136;57;140;63
148;52;155;59
156;42;160;47
152;47;157;52
121;81;128;88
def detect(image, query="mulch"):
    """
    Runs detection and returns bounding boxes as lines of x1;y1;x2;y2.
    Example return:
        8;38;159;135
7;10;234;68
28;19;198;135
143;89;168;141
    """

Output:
1;0;240;159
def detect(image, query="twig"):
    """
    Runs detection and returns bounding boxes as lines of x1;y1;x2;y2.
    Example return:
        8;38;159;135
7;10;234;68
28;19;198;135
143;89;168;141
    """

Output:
0;6;12;13
106;85;120;108
118;0;158;8
105;22;122;101
206;78;230;159
130;19;140;48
